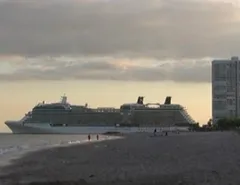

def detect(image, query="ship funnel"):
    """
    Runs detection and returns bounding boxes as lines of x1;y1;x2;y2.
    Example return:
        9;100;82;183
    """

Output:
164;96;171;104
137;96;144;104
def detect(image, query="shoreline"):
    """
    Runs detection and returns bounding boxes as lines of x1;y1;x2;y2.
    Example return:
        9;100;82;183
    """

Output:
0;134;121;169
4;125;189;135
1;131;240;185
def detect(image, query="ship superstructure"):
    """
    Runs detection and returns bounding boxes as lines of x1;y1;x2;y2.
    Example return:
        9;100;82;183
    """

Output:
5;95;196;134
119;96;195;127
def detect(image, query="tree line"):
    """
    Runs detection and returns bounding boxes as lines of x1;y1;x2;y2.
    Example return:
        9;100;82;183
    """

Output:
189;118;240;131
215;118;240;130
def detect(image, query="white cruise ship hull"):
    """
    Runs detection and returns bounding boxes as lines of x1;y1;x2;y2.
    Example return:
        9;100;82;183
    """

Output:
5;121;189;134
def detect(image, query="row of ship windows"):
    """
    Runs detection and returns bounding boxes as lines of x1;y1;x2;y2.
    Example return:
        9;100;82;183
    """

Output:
33;106;67;110
33;107;118;113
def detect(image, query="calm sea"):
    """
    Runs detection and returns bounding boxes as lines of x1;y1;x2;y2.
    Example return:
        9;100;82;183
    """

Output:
0;133;117;168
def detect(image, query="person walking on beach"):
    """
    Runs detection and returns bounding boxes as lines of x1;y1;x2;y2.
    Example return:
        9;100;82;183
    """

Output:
88;134;91;141
154;128;157;136
96;134;99;140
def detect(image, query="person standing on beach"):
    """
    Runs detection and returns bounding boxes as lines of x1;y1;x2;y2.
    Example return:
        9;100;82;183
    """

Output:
88;134;91;141
96;134;99;140
154;128;157;136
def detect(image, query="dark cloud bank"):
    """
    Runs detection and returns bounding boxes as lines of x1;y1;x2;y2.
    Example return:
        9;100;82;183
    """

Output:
0;57;211;83
0;0;239;82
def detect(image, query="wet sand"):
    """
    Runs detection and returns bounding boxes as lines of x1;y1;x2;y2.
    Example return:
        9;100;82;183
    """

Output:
1;131;240;185
0;134;117;168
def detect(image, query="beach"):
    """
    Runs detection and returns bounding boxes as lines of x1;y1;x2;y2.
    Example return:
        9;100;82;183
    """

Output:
0;134;119;177
1;131;240;185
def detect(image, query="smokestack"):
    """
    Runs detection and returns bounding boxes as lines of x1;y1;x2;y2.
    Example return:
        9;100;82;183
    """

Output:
137;96;144;104
164;96;171;104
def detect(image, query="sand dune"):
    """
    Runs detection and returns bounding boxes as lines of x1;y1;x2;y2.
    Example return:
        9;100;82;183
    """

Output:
1;132;240;185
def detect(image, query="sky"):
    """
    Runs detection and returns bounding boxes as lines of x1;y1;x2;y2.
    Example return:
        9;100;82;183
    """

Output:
0;0;240;132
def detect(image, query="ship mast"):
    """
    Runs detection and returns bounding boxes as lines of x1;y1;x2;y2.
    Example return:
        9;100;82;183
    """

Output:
61;94;67;104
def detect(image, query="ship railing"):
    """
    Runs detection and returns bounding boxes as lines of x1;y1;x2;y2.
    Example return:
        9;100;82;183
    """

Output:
180;109;196;124
160;104;182;109
182;107;194;120
93;108;119;113
20;115;30;123
184;114;195;123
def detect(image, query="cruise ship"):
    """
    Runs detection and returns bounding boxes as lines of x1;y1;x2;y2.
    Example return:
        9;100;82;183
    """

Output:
5;95;196;134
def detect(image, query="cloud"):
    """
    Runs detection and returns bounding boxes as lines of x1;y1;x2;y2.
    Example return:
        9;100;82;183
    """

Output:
0;56;211;83
0;0;238;82
0;0;239;59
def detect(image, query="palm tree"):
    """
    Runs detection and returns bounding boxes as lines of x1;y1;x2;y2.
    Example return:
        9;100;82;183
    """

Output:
207;119;212;127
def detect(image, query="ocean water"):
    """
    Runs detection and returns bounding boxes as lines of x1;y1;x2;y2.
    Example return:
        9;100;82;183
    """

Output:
0;134;119;168
0;125;189;170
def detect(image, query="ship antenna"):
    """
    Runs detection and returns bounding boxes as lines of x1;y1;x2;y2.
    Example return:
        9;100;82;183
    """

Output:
61;93;67;104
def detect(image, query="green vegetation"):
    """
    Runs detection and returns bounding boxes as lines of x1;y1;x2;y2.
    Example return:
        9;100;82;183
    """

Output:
188;118;240;131
189;119;213;131
189;122;200;131
215;118;240;130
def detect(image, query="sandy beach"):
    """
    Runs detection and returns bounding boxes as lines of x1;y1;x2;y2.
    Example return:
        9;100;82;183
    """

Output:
1;131;240;185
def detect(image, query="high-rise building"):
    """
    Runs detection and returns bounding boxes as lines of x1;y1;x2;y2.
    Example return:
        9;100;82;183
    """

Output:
212;56;240;124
